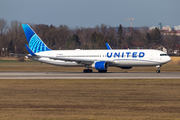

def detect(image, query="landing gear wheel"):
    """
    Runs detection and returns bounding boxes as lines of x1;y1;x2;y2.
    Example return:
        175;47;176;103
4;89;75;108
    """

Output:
98;70;107;73
156;65;161;73
83;69;93;73
156;70;160;73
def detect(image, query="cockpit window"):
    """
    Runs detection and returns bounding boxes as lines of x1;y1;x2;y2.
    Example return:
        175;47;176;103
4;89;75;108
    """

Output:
160;54;168;56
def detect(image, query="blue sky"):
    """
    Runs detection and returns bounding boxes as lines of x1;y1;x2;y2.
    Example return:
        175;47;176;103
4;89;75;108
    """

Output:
1;0;179;28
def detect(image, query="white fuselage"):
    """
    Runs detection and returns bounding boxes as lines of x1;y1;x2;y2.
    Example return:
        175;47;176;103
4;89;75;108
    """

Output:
27;49;171;67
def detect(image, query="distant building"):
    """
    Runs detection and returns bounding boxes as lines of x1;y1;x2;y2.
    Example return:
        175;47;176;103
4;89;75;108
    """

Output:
158;22;163;30
149;23;180;36
168;49;179;55
174;25;180;31
162;26;171;31
158;45;167;54
149;26;156;30
162;31;180;36
149;22;163;30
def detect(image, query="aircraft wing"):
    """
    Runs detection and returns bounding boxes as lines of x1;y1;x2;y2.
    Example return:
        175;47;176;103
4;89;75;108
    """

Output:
9;53;28;56
9;44;39;57
38;55;95;64
38;55;113;65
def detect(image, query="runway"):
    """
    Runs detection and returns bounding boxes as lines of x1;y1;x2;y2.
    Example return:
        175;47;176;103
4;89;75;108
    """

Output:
0;72;180;79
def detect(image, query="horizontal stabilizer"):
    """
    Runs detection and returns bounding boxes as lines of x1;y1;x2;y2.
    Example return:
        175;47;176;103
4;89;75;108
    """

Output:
25;44;37;56
9;53;30;56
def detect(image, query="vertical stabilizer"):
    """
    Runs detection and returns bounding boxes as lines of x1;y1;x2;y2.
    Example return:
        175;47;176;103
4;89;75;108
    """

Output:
22;24;51;53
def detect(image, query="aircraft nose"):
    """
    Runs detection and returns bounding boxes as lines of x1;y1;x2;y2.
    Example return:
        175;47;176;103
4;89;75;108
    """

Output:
167;56;171;62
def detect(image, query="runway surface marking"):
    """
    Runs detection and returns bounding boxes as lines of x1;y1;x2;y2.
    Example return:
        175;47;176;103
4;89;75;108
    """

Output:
0;72;180;79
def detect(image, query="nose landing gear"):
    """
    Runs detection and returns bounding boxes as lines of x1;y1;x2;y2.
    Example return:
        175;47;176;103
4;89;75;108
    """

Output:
156;65;161;73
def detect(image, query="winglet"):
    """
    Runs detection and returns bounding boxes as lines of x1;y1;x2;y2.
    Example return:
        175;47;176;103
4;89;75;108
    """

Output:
25;44;37;56
106;43;112;50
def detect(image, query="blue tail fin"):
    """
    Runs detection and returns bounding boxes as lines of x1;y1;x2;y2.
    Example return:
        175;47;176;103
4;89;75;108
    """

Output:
22;24;51;53
106;43;112;50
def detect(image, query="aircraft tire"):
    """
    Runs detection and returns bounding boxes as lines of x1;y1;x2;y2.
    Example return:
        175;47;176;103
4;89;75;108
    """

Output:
89;69;93;73
83;69;93;73
156;70;160;73
98;70;107;73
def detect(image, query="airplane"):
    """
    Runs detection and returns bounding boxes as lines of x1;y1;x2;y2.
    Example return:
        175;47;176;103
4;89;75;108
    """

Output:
19;24;171;73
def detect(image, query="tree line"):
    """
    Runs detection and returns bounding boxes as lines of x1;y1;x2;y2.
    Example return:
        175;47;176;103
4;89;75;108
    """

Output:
0;18;180;57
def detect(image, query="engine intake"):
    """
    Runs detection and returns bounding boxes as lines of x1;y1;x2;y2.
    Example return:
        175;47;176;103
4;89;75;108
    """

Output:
92;61;108;70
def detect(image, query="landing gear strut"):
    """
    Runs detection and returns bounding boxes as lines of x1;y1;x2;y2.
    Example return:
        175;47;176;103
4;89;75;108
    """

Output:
156;65;161;73
83;65;93;73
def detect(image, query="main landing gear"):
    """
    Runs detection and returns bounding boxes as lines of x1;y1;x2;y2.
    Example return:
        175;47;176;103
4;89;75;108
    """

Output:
83;65;107;73
83;69;107;73
156;65;161;73
83;65;93;73
83;69;93;73
98;70;107;73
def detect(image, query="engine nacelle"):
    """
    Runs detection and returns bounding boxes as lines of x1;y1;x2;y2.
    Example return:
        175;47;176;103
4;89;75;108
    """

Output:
91;61;108;70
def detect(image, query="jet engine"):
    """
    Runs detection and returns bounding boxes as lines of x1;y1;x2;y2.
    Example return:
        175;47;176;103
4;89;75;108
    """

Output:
91;61;108;70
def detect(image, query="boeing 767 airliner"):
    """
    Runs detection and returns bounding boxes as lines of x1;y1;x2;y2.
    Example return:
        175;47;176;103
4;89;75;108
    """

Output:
18;24;171;73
